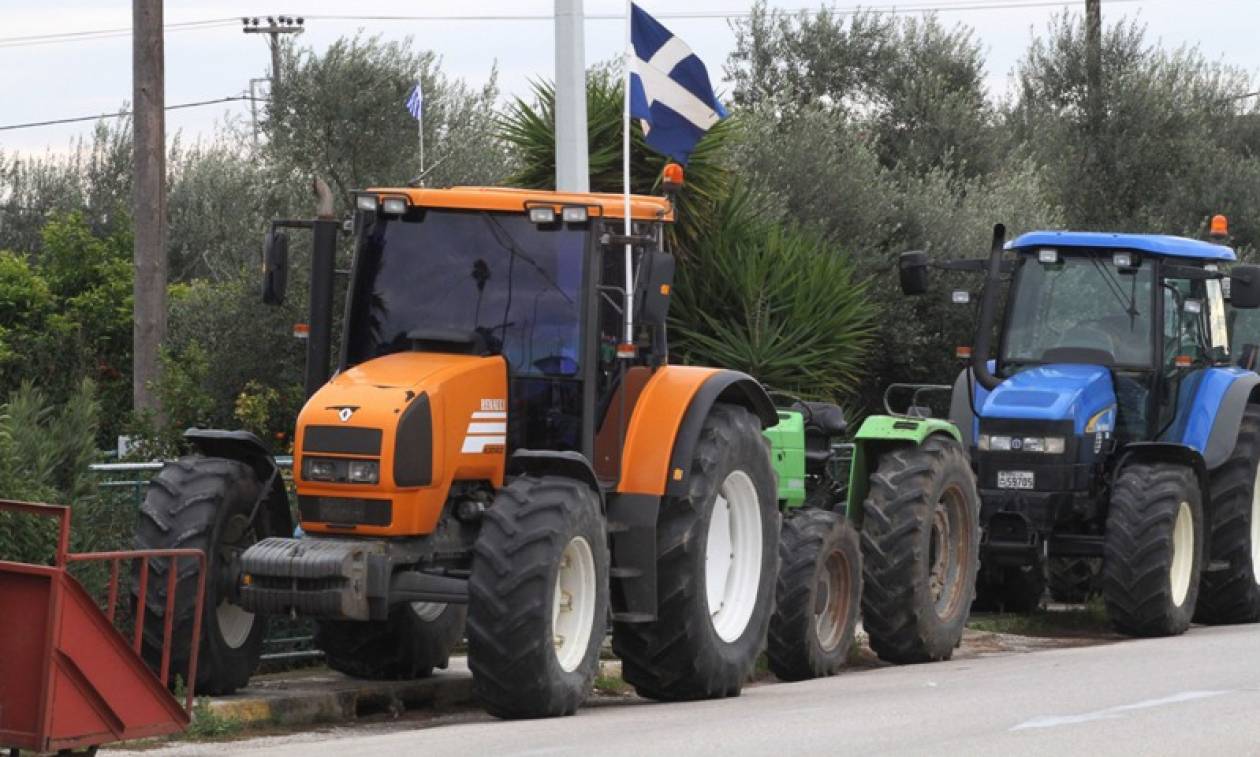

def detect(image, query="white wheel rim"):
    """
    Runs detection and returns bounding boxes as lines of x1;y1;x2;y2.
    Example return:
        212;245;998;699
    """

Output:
705;470;764;643
1251;464;1260;586
552;536;597;673
411;602;446;622
217;600;255;649
1170;501;1194;607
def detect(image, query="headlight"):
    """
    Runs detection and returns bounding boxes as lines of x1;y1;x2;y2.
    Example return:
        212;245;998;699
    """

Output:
978;434;1065;454
347;460;380;484
302;457;381;484
304;457;338;482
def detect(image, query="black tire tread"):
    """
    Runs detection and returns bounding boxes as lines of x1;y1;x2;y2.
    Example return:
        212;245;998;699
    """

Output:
132;456;265;695
1102;462;1202;637
861;435;980;664
767;509;862;681
612;403;779;701
1197;405;1260;624
466;475;608;719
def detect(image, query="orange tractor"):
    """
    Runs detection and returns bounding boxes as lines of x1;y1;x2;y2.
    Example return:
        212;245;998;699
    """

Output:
134;180;785;717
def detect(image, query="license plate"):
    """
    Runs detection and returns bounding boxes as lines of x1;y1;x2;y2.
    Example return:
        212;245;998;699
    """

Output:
997;470;1035;490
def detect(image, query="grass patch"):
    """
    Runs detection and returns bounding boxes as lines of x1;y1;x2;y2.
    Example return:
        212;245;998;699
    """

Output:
180;693;244;740
968;597;1112;637
594;672;631;696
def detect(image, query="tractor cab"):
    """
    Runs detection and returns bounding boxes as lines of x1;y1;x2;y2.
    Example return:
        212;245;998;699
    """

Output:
900;225;1260;631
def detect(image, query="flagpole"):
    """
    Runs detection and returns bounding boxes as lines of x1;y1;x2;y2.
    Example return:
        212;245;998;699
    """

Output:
622;0;634;352
418;76;426;181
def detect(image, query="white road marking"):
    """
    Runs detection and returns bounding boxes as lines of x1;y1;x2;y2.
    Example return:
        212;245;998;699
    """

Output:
1011;689;1233;731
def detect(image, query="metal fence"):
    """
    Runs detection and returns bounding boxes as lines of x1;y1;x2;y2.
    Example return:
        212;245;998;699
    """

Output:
89;456;322;666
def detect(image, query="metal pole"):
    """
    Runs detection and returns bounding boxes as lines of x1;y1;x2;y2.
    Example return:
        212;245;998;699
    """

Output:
621;0;634;351
132;0;167;418
555;0;590;192
418;76;425;179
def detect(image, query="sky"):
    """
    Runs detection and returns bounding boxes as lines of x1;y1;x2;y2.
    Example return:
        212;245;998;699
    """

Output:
1;0;1259;158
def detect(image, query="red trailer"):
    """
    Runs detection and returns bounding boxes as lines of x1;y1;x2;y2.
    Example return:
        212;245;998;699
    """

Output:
0;501;206;754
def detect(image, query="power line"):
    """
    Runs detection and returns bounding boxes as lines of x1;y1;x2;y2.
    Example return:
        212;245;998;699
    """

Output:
0;0;1145;48
0;96;266;132
0;18;239;49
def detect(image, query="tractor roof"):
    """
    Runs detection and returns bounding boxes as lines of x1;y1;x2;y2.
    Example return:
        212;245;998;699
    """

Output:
362;186;673;222
1008;231;1235;262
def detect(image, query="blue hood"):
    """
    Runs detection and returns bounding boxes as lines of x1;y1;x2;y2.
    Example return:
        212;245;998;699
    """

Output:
977;364;1116;434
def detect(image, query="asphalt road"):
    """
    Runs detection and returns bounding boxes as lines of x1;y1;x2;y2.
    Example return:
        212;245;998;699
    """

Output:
123;624;1260;756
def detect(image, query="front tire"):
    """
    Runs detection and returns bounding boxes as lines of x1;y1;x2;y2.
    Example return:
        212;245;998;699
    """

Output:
1103;463;1203;636
613;403;779;701
317;602;466;680
767;509;862;681
1197;405;1260;624
861;436;980;663
467;475;608;719
133;456;269;695
1048;557;1101;604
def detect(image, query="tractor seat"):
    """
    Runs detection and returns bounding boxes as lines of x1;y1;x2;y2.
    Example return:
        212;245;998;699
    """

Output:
797;401;847;436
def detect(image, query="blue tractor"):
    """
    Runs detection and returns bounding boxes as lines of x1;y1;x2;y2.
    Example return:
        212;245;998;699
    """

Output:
899;224;1260;636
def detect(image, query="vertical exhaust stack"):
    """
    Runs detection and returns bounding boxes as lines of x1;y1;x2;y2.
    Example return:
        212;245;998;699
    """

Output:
306;177;338;398
971;223;1006;391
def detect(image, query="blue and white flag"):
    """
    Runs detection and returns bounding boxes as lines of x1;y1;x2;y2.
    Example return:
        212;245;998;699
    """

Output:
405;81;423;120
628;3;727;164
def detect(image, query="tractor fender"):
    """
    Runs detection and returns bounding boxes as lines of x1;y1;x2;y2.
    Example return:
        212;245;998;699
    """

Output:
508;449;603;505
1114;441;1210;507
844;416;965;524
614;366;775;499
1200;371;1260;470
663;370;777;498
183;428;293;537
949;368;976;448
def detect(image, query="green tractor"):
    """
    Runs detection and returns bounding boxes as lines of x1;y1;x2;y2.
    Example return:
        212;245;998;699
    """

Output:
761;386;981;680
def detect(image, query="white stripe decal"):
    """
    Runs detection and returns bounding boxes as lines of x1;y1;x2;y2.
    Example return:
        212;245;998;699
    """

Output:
472;411;507;420
467;422;507;434
462;436;506;454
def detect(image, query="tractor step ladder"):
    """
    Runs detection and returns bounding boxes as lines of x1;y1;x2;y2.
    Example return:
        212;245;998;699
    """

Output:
0;501;206;754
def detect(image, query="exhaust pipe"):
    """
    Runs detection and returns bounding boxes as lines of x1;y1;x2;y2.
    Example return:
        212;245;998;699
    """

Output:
971;224;1006;391
305;177;338;398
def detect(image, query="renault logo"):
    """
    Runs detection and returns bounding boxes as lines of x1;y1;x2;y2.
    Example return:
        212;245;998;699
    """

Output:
327;405;359;422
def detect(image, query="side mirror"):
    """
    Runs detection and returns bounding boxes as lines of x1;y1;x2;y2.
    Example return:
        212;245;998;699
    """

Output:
636;250;676;327
899;250;930;296
262;229;289;305
1231;264;1260;309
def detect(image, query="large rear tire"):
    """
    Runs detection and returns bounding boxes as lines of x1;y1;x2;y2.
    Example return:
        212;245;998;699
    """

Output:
1197;405;1260;624
132;456;268;695
861;435;980;663
1102;462;1203;637
467;475;608;719
1048;557;1101;604
317;602;466;680
613;403;779;701
767;508;861;682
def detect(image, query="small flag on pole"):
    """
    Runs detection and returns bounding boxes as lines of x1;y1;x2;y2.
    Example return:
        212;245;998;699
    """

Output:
628;3;727;164
405;81;423;120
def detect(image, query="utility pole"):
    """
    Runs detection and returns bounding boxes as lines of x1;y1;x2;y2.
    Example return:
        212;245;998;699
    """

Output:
132;0;166;419
242;16;305;98
554;0;590;192
1085;0;1103;133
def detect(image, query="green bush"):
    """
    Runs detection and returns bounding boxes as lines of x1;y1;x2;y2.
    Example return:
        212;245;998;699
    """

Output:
670;187;875;399
0;380;102;563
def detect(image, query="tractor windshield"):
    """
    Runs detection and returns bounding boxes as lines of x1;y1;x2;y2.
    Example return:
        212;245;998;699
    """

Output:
345;209;586;376
1002;251;1154;368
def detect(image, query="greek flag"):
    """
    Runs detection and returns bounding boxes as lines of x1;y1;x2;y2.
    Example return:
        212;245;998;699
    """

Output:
629;3;727;164
405;81;423;120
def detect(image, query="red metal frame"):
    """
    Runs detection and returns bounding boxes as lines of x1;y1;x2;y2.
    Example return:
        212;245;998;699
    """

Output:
0;500;207;752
